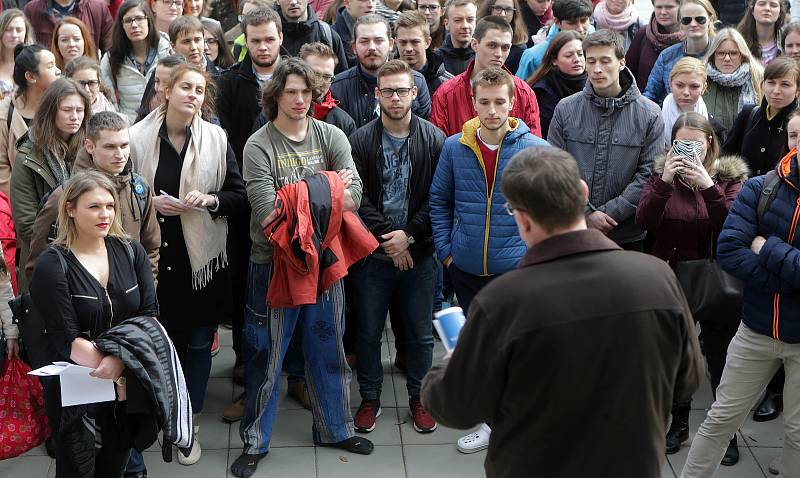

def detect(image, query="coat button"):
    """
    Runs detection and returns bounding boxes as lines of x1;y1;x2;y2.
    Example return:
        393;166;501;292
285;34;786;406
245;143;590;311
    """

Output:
166;266;172;271
761;148;766;152
162;242;168;247
158;217;164;223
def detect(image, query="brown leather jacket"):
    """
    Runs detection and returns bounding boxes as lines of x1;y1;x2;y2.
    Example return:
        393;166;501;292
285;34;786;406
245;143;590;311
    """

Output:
25;149;160;282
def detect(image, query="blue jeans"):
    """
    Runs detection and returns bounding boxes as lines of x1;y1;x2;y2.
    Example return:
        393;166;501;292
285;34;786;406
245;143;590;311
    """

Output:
124;449;145;477
170;325;216;413
239;261;353;454
351;254;436;400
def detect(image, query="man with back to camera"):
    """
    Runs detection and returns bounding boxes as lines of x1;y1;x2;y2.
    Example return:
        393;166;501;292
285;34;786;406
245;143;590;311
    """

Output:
547;29;662;251
514;0;593;80
436;0;477;75
329;14;432;128
430;15;542;137
422;146;704;478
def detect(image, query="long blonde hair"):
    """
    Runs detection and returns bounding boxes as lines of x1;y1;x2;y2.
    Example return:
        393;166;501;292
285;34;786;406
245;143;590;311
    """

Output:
54;171;129;250
705;27;763;98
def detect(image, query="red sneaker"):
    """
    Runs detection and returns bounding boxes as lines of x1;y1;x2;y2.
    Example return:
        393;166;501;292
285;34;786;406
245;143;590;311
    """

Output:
410;398;437;433
354;400;381;433
211;330;220;357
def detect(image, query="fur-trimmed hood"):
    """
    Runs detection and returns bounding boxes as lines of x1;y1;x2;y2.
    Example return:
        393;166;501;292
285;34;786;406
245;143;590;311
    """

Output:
653;153;750;182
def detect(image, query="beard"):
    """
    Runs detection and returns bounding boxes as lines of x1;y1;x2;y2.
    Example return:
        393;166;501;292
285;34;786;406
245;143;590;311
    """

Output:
252;54;278;68
360;52;388;71
380;103;411;121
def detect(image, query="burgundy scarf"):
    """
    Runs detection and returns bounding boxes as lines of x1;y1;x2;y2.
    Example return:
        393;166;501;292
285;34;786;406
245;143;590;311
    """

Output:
644;13;684;51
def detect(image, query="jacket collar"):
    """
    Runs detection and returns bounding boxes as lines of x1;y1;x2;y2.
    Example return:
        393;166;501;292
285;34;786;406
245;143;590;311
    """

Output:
372;113;420;138
582;67;640;110
777;147;800;190
520;229;622;267
277;5;319;28
237;53;257;82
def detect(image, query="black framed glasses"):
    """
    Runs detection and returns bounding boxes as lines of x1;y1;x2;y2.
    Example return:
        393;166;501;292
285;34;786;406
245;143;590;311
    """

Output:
204;38;218;46
122;15;147;26
714;49;740;59
680;15;707;25
77;79;100;88
160;0;183;7
491;5;515;15
319;73;335;83
378;87;412;98
418;4;440;11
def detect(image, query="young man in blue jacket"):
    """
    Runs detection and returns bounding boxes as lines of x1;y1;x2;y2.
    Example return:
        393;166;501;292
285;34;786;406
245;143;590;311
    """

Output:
681;147;800;477
429;66;548;452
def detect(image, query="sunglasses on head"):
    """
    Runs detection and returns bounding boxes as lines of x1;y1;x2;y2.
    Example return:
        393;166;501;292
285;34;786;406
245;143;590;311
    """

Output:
680;15;708;25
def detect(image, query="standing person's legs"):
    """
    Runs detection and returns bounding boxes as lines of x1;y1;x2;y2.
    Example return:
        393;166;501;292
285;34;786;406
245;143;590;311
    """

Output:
284;332;310;409
778;340;800;478
681;324;782;478
446;264;493;315
755;367;785;421
299;280;356;445
184;326;216;414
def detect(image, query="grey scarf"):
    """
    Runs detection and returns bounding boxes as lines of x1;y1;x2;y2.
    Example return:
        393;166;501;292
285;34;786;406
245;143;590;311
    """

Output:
706;63;758;112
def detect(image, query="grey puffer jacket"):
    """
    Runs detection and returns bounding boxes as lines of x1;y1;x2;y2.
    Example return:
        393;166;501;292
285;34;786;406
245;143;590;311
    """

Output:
547;68;663;245
100;35;172;123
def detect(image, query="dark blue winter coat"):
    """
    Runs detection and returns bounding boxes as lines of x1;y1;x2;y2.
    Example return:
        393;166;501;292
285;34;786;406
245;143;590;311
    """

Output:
718;149;800;343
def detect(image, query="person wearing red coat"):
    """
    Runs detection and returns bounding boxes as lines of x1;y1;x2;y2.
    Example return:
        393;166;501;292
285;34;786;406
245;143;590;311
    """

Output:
430;16;541;137
24;0;114;52
636;112;749;466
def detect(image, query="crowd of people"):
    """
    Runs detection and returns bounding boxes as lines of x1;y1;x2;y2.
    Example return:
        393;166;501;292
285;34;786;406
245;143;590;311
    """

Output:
0;0;796;476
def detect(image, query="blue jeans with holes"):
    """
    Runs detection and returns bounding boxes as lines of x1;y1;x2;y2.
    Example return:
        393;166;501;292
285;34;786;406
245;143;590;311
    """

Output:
351;254;436;401
238;261;353;454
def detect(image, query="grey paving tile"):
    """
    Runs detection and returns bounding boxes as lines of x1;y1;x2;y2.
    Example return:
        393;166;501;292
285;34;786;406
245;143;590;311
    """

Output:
690;375;713;411
741;416;785;448
0;454;51;478
20;442;49;457
748;447;782;476
351;406;402;445
210;346;237;378
204;377;235;413
197;413;233;450
228;408;316;448
316;444;405;478
667;440;767;477
143;448;228;477
661;456;676;478
218;327;234;347
403;444;485;478
398;411;476;446
225;446;316;478
351;372;398;407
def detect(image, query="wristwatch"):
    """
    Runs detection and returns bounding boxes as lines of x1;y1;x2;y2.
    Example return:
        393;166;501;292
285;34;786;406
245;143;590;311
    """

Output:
407;235;415;245
114;376;127;386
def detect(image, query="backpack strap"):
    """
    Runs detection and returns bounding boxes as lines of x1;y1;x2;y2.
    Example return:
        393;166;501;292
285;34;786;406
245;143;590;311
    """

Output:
745;104;760;136
320;21;333;47
757;170;782;224
49;244;68;276
6;100;13;131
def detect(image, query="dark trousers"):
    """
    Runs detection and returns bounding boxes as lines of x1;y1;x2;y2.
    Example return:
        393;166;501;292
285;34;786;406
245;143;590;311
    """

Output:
55;402;131;478
169;326;216;414
767;366;785;394
229;214;252;364
447;263;497;315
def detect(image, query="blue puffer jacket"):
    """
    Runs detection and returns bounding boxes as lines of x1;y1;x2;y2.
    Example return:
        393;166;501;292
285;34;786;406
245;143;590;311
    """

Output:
430;117;549;276
643;40;710;105
718;149;800;343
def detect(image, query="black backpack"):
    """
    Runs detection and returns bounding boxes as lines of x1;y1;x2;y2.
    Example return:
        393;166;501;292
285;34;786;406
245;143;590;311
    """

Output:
757;170;782;224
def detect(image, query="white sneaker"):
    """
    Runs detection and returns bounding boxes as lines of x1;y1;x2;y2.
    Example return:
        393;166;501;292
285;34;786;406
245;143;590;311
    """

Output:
456;423;491;454
178;426;202;465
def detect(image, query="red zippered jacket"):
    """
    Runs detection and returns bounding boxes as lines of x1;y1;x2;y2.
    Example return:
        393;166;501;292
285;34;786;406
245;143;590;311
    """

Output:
266;171;378;308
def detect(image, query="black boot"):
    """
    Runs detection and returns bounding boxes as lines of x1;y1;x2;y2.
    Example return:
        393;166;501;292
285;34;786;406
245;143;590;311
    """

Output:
753;391;783;422
665;405;690;455
721;435;739;466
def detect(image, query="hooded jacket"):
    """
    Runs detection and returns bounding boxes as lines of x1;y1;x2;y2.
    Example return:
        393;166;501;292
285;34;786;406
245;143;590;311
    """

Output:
434;34;475;76
429;117;549;276
100;36;172;123
718;148;800;343
329;64;432;128
418;49;454;96
25;148;161;281
266;171;378;307
278;5;349;74
350;114;446;259
430;61;542;138
332;6;358;68
636;154;749;267
548;68;663;245
24;0;113;51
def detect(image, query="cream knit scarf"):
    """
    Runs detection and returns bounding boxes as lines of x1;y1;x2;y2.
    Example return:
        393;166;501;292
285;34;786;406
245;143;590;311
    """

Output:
130;105;228;289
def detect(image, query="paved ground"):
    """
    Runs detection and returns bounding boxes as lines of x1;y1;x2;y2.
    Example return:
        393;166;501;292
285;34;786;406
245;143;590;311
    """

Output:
0;324;786;478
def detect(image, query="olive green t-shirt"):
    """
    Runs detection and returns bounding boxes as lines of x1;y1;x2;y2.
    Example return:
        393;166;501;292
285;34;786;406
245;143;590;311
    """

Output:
242;118;362;264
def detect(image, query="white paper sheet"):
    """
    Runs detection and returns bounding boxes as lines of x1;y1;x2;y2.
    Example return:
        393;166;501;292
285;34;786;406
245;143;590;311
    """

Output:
29;362;116;406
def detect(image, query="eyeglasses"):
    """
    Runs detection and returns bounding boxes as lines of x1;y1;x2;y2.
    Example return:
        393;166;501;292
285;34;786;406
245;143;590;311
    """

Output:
417;4;440;11
680;15;707;25
77;79;100;88
378;87;412;98
714;49;740;59
122;15;148;26
319;73;335;83
160;0;183;7
491;5;515;15
204;38;218;45
504;202;525;215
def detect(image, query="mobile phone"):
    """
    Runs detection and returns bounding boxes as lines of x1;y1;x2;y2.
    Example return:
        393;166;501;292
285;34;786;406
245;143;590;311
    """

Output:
671;140;702;165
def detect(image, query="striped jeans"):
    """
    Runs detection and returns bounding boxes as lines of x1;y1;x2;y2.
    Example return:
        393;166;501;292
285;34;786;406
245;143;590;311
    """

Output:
238;261;354;454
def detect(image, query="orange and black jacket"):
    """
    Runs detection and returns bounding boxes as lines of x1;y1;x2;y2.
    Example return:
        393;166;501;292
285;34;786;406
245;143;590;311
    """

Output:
718;148;800;343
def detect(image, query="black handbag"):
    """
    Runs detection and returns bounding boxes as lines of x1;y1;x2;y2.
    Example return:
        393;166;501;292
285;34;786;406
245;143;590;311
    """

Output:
675;236;743;322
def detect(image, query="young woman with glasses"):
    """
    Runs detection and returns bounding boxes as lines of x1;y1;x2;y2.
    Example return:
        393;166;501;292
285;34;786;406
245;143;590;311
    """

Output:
150;0;184;34
644;0;717;105
415;0;445;50
101;0;172;122
736;0;785;65
202;18;234;69
477;0;530;73
65;57;116;114
703;28;763;131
